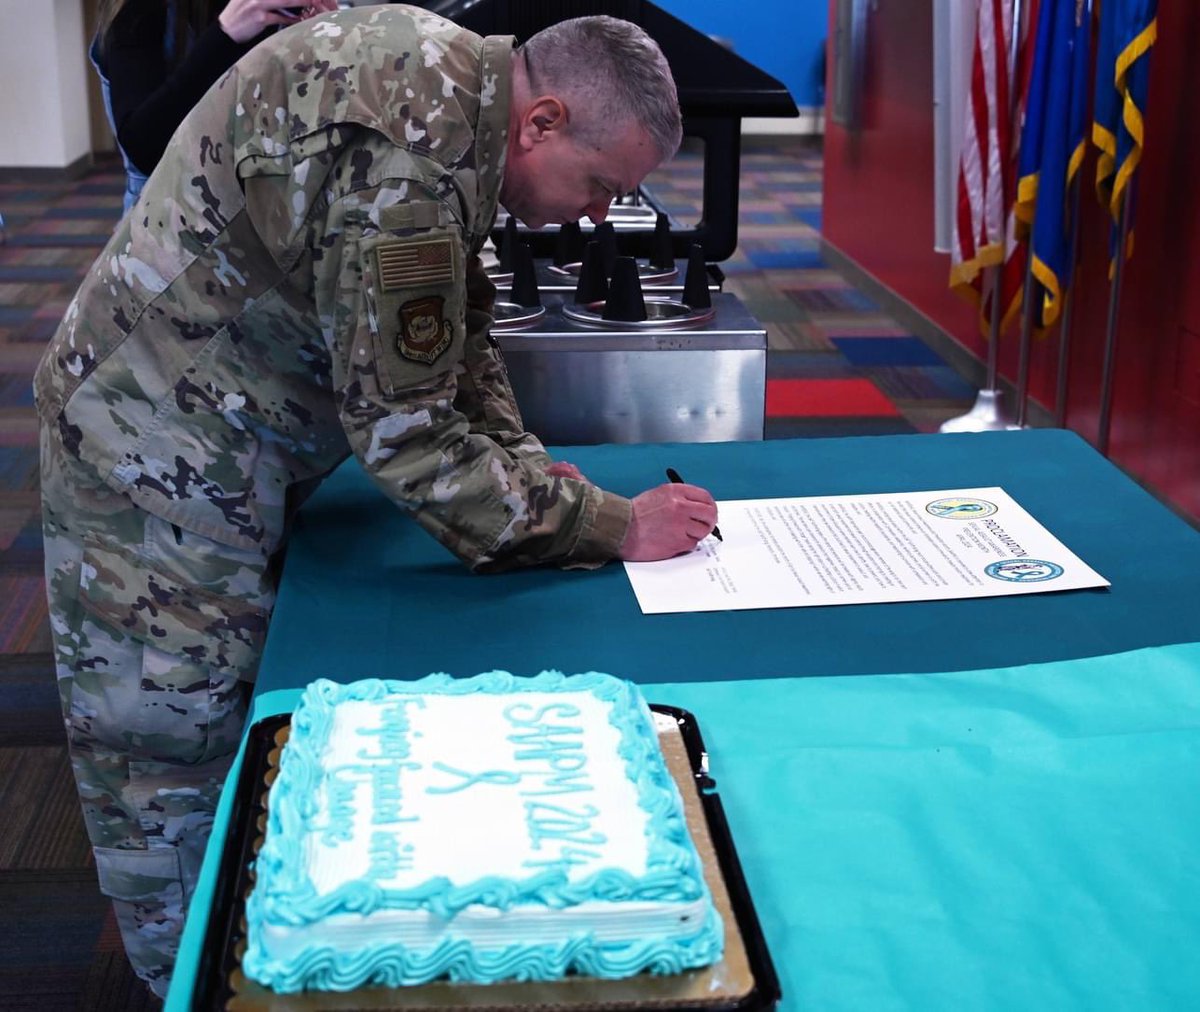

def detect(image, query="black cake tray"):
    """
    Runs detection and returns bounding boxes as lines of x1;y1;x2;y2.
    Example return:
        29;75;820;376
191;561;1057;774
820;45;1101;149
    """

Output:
194;705;780;1012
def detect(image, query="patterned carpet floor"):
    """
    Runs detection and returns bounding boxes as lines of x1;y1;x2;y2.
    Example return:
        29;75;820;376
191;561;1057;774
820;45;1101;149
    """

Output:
0;139;976;1009
1;162;168;1012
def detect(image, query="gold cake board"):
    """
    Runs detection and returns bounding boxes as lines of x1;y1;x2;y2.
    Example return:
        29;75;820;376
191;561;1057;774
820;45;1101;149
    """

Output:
199;709;777;1011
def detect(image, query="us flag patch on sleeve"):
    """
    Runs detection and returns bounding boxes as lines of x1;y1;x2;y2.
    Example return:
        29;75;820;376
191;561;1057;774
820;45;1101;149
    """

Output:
376;237;456;291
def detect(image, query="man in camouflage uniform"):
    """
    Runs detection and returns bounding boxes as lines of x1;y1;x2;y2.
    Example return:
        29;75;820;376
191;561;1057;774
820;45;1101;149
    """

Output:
35;4;717;996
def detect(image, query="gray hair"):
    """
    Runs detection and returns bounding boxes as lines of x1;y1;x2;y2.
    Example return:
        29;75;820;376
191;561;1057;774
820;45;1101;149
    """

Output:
519;16;682;161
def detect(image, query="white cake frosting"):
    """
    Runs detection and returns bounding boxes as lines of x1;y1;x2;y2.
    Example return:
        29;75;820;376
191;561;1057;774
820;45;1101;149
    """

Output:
242;671;723;991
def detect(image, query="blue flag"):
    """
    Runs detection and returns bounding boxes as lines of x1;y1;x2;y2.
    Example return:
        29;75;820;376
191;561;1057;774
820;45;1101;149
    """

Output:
1014;0;1092;327
1093;0;1158;263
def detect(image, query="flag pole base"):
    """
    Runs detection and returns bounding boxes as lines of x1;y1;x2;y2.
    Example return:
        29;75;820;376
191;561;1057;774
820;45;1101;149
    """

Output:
939;388;1014;432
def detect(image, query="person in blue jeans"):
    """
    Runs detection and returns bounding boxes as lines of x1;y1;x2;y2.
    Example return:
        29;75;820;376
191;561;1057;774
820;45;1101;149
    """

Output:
92;0;337;213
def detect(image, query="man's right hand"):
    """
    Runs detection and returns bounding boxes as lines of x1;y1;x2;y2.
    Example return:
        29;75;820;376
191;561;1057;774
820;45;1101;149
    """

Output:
618;483;718;561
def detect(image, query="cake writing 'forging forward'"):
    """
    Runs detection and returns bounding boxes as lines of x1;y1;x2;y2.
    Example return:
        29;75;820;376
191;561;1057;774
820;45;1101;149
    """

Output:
242;670;724;991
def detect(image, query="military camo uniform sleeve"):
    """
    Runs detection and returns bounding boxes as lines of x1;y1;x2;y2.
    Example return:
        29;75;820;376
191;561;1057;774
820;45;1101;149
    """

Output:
317;189;630;573
453;253;553;469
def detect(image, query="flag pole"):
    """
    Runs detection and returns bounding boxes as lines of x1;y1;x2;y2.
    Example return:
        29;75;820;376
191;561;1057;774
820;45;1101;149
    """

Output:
1054;174;1084;426
940;266;1012;432
939;0;1022;434
1097;188;1133;456
1011;240;1037;428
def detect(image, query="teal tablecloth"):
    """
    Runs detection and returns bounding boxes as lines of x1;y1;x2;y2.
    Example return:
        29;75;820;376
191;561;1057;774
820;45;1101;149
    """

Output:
258;430;1200;684
170;641;1200;1010
167;431;1200;1007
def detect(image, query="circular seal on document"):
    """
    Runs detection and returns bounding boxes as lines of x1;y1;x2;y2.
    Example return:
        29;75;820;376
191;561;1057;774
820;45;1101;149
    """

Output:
984;559;1064;583
925;496;998;519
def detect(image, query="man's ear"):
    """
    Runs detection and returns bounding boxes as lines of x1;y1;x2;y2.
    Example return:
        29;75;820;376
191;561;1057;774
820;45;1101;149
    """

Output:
521;96;568;146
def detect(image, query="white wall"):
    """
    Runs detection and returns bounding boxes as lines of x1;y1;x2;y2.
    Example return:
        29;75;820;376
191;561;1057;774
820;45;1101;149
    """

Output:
0;0;92;169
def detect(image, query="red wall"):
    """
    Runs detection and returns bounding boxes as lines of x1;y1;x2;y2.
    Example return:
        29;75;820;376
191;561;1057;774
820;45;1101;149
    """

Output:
822;1;1200;523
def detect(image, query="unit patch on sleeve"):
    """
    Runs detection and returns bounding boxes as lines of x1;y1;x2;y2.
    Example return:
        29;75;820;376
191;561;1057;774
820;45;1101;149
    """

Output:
365;229;464;386
398;295;452;363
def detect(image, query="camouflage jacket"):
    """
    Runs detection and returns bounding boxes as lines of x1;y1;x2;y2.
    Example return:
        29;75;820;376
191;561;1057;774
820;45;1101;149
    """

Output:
34;4;630;571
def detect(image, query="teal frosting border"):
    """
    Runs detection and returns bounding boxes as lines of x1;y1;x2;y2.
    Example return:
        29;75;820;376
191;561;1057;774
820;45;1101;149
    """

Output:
243;671;723;989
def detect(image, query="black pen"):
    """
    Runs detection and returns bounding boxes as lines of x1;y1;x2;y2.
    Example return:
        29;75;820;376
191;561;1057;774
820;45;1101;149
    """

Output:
665;467;722;542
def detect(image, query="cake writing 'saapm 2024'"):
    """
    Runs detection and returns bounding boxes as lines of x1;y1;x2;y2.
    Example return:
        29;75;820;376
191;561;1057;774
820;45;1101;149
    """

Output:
242;670;724;991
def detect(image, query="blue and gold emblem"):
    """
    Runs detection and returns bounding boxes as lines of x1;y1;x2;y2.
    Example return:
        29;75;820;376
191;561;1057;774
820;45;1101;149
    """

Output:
984;559;1064;582
926;497;998;519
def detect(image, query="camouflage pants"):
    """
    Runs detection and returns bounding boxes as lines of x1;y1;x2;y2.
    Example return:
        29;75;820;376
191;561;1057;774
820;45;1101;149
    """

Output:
40;433;274;997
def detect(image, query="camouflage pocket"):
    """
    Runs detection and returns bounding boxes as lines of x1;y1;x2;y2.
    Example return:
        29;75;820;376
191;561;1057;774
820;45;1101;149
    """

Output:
360;225;466;396
93;844;187;996
79;532;267;680
94;845;182;905
71;531;266;764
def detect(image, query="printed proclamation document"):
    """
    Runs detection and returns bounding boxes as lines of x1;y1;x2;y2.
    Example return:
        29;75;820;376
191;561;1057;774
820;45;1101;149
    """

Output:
624;487;1109;615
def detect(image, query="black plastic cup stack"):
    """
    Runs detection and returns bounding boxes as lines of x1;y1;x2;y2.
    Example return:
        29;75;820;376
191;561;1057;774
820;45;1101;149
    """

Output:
554;220;585;268
574;241;609;304
510;241;541;308
592;220;619;277
650;212;675;270
603;256;648;322
497;217;519;273
681;244;712;311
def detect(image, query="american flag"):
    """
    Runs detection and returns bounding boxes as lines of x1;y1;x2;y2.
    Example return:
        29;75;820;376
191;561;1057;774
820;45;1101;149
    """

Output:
950;0;1037;339
377;238;455;291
